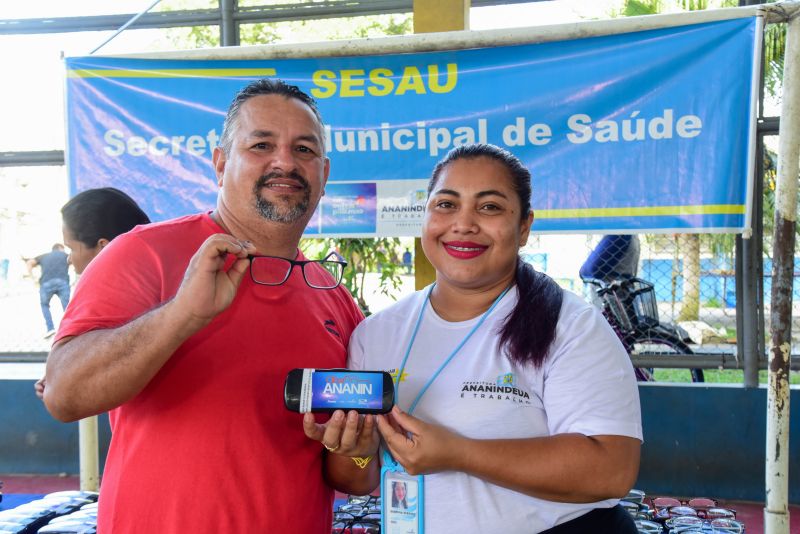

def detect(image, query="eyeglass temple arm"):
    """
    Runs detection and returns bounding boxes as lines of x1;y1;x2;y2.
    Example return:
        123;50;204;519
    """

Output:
321;251;347;266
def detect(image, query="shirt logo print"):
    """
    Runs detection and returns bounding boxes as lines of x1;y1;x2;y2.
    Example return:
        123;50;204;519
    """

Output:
497;373;516;387
324;319;340;338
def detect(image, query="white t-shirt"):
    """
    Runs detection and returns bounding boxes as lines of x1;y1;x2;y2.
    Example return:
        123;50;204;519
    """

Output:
348;285;642;533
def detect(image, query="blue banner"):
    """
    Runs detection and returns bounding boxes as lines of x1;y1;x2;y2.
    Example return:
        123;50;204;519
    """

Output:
65;17;758;235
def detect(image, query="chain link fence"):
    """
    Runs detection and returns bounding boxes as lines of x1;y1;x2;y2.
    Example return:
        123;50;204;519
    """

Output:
524;233;736;337
519;140;800;383
522;232;729;382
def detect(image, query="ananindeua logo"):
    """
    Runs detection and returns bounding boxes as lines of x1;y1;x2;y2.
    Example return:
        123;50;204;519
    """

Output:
460;374;532;404
323;375;373;396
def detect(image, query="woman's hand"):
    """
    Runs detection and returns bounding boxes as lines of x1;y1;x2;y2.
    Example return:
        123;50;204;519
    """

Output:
377;407;640;502
376;406;464;475
303;409;380;458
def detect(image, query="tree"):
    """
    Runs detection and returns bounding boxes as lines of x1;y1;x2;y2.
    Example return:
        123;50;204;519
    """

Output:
677;234;701;321
763;29;786;96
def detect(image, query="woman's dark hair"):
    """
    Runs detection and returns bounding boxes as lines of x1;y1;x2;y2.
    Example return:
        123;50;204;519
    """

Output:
429;144;563;369
61;187;151;247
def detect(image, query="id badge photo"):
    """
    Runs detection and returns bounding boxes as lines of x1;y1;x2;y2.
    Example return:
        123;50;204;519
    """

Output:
381;468;424;534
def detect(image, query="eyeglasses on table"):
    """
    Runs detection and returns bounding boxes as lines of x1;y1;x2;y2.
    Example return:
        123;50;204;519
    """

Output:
652;497;736;522
332;494;381;534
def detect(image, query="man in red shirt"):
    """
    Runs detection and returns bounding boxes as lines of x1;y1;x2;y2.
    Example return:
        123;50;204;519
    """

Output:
43;79;363;533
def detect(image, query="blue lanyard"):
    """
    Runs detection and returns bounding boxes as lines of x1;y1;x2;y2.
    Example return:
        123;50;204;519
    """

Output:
394;283;511;416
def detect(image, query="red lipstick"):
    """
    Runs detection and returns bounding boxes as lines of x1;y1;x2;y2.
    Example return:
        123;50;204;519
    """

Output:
443;241;488;259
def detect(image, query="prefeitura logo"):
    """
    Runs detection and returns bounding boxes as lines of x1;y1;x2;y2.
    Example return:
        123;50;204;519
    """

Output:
459;374;532;405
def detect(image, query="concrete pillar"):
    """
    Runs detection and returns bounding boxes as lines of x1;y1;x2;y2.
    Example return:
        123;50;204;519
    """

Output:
413;0;469;33
412;0;470;290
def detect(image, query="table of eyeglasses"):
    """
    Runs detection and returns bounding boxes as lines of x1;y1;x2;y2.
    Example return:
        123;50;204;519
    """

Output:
333;494;381;533
623;489;746;533
335;491;748;534
5;488;738;533
0;492;376;534
0;490;98;533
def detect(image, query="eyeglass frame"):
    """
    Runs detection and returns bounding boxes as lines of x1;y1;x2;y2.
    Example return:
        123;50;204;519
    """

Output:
620;500;653;521
655;504;736;522
347;495;381;506
665;516;743;533
247;252;347;290
652;497;720;510
634;519;663;533
336;503;381;516
332;510;381;534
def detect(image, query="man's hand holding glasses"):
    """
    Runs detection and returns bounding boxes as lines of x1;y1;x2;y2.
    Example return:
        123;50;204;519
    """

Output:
173;235;345;337
172;234;257;331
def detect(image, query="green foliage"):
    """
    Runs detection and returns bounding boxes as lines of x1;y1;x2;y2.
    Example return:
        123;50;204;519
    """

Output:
351;16;412;38
241;24;282;45
650;368;700;382
176;26;220;48
762;147;777;257
163;0;412;49
620;0;740;15
654;368;800;384
702;233;735;263
764;22;787;103
682;0;707;9
157;0;215;47
303;238;404;315
622;0;661;16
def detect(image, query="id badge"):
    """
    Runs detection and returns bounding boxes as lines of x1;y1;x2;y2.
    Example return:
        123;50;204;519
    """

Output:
381;466;424;534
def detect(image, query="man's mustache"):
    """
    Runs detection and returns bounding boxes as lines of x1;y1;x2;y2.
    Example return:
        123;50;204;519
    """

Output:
255;171;309;191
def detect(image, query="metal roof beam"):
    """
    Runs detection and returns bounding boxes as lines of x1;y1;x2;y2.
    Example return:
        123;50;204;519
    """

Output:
0;0;541;35
0;151;65;167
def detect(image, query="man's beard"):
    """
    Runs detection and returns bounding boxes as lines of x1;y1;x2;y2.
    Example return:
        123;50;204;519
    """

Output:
254;171;311;224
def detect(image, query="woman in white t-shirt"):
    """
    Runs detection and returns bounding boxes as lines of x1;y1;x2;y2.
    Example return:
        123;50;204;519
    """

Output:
304;144;642;533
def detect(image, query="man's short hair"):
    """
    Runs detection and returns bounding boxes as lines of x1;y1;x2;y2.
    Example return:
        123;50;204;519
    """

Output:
219;78;324;154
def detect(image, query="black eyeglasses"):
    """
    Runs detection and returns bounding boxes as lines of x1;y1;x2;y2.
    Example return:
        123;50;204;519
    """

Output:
248;252;346;290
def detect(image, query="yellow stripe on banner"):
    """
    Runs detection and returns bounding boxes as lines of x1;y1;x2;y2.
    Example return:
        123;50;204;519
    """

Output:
67;68;277;79
535;204;746;219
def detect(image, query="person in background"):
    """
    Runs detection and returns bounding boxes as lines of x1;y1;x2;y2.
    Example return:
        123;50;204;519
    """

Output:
0;256;9;295
60;187;151;275
42;79;362;533
305;144;642;533
34;187;151;399
24;244;70;338
579;234;640;283
579;234;641;307
402;247;413;274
